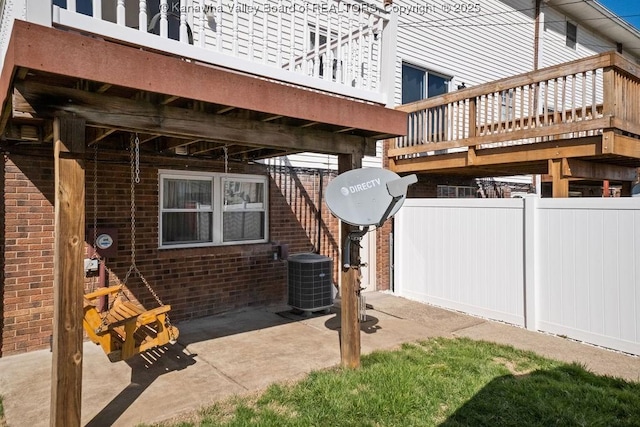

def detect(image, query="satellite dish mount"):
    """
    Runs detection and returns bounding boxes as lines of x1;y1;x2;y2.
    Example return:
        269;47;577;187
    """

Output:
325;168;417;269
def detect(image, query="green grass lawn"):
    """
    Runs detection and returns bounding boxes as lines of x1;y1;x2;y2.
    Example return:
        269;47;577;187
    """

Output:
144;337;640;427
0;395;5;427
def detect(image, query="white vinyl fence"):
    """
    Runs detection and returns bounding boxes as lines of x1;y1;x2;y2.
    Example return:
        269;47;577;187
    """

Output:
394;197;640;355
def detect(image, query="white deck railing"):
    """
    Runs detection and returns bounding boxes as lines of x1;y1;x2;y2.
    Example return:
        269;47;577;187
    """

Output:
0;0;394;104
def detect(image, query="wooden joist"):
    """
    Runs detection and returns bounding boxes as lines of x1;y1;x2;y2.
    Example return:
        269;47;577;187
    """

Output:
15;81;372;156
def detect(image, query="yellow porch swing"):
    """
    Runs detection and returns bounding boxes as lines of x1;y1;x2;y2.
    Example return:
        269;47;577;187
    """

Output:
82;134;179;362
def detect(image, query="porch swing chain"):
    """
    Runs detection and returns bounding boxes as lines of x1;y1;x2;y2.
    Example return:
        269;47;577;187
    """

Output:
88;141;103;303
223;145;228;175
92;142;99;257
124;134;174;337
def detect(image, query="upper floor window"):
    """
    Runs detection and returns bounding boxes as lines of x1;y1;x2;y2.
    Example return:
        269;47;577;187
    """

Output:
566;22;577;49
159;171;268;248
402;63;450;104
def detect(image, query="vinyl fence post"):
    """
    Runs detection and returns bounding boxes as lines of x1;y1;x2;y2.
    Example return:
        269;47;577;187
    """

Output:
523;195;538;331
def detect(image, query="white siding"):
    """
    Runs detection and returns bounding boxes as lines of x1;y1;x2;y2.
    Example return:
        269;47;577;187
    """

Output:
264;142;383;170
541;6;617;69
394;0;536;106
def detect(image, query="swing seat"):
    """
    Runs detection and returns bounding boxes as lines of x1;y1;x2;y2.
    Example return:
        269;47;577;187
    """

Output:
83;285;179;362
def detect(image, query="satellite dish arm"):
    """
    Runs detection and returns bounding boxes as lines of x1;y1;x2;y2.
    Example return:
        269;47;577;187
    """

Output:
378;174;418;227
377;195;402;228
343;226;369;269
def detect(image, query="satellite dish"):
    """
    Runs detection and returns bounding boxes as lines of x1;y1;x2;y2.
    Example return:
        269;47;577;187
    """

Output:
325;168;417;227
632;183;640;197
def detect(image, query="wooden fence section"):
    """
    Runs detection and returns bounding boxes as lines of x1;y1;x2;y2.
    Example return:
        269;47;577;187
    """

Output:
389;52;640;176
394;197;640;356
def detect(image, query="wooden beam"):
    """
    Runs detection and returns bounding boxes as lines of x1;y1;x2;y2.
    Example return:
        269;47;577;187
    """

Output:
609;133;640;159
16;81;370;155
391;136;604;174
216;106;235;114
261;115;283;122
0;88;12;135
161;95;180;105
336;127;356;133
474;136;603;165
561;158;638;181
96;83;111;93
338;153;362;369
86;128;116;145
299;122;319;128
549;159;569;198
611;118;640;138
51;116;85;427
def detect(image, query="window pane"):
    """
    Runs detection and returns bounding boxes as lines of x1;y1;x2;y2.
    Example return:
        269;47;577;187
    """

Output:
223;212;265;242
402;64;425;104
224;181;265;210
163;179;212;209
428;73;449;98
566;22;577;49
162;212;212;245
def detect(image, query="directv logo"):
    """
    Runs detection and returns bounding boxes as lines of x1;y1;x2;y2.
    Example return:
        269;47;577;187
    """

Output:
340;178;382;196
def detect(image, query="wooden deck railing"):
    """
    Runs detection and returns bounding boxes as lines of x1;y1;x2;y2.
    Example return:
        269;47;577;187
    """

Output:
389;51;640;160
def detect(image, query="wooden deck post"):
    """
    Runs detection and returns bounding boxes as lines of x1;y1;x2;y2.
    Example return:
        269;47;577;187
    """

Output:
549;159;568;198
338;152;362;368
51;116;86;427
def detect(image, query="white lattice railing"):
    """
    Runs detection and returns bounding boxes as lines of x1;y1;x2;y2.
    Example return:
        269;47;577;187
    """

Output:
39;0;392;104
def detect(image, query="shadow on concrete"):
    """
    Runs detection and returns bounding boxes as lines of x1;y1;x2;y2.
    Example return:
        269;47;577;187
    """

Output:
85;344;196;427
324;311;381;334
440;364;640;426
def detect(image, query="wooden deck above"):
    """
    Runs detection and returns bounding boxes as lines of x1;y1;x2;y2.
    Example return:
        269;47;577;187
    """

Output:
1;22;406;162
388;52;640;195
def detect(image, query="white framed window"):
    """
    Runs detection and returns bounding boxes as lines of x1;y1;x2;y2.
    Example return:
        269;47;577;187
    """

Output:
566;21;577;50
401;63;450;104
159;170;268;248
501;89;514;121
222;177;267;243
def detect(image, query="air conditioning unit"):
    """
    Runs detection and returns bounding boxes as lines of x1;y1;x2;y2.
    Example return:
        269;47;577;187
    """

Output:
287;253;334;314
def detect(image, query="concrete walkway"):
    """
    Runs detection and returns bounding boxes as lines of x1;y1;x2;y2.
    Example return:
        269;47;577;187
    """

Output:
1;292;640;426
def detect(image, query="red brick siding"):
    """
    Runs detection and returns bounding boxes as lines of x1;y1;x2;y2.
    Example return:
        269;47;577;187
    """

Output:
1;155;55;355
268;167;341;283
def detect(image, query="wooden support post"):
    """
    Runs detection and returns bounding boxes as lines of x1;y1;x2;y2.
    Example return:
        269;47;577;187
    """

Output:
549;159;568;198
338;152;362;369
51;116;85;427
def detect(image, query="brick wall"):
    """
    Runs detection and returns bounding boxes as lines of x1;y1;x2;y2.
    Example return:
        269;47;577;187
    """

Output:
267;166;341;283
0;149;341;357
1;154;55;355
